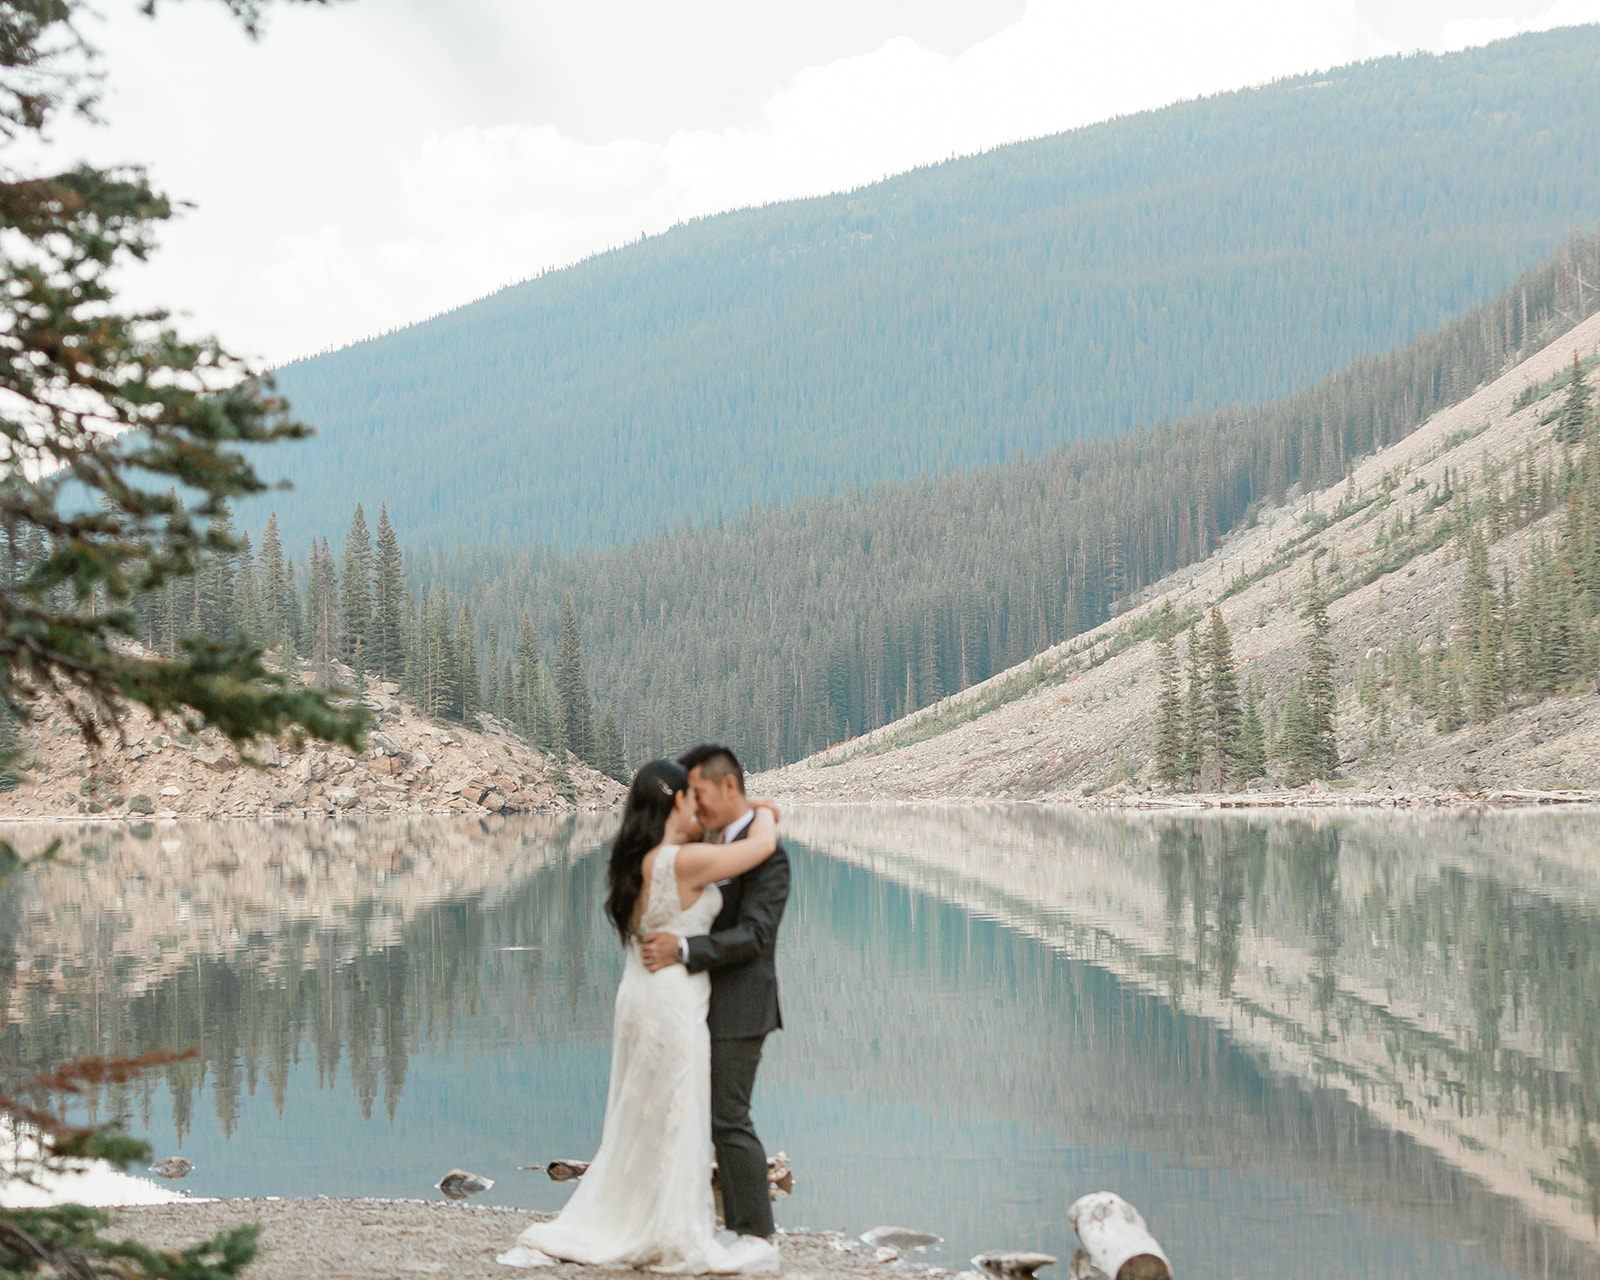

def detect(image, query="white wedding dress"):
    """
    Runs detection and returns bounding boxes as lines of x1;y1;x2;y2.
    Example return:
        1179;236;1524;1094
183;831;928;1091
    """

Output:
500;845;737;1273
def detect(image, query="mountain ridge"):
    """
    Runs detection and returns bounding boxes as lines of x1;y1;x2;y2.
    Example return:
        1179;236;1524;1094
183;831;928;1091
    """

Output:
257;26;1600;551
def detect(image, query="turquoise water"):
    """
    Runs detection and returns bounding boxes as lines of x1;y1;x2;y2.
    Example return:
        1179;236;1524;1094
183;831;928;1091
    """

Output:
4;809;1598;1279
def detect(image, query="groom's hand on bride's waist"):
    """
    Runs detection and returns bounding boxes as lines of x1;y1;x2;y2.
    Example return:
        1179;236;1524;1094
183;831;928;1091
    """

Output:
641;932;683;971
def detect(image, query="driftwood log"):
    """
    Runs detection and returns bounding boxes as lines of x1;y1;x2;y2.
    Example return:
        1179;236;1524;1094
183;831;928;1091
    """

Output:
1065;1193;1171;1280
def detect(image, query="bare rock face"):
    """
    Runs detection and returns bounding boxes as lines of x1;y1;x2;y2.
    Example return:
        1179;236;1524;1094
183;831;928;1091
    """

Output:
450;779;487;804
0;666;627;820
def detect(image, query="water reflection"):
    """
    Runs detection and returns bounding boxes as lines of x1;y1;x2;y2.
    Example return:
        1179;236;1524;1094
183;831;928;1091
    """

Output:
0;810;1596;1279
0;815;614;1135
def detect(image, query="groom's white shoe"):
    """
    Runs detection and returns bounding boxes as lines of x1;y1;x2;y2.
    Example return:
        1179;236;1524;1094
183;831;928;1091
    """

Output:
724;1234;781;1274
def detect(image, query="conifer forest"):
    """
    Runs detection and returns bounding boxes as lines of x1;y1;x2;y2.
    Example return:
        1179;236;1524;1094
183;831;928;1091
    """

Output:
33;224;1597;784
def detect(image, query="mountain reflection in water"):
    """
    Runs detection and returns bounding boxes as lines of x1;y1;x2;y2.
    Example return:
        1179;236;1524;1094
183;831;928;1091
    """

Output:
1;809;1597;1280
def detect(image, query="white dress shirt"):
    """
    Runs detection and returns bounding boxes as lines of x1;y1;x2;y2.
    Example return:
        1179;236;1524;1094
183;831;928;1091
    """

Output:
678;807;754;962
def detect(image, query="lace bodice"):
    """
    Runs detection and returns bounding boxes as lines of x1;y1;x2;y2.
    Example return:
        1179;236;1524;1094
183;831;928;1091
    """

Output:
636;845;722;940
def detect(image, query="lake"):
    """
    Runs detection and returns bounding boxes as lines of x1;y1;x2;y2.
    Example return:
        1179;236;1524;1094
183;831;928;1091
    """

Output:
2;807;1598;1279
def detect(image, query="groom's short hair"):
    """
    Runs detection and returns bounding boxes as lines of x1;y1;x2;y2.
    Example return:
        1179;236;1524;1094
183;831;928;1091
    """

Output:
678;744;744;794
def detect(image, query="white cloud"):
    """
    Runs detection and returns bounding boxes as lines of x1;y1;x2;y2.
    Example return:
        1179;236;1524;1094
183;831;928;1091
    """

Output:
74;0;1600;364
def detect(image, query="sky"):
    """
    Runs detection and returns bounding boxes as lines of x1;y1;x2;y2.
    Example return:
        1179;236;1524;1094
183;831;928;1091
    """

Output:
40;0;1600;365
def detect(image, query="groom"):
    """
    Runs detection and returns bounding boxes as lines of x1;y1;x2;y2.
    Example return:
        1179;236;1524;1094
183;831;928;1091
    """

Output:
641;743;789;1258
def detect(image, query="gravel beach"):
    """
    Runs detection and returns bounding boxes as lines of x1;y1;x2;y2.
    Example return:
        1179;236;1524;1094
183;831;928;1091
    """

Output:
108;1199;952;1280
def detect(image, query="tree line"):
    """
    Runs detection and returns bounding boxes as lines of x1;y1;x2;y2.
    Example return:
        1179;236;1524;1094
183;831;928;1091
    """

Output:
407;226;1600;772
1381;357;1600;732
11;230;1596;783
1151;351;1600;793
1;504;626;782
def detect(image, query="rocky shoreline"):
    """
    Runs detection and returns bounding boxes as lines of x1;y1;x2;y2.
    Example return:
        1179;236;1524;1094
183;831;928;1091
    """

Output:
0;678;624;824
108;1199;959;1280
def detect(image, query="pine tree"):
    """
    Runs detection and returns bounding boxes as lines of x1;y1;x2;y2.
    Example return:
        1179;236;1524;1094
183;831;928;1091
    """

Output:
1238;675;1267;781
1152;600;1183;789
555;595;596;764
372;504;405;680
1555;352;1593;444
483;626;500;713
1204;607;1243;790
233;530;258;640
199;506;238;640
597;708;625;781
341;504;374;669
1460;523;1495;662
258;514;289;651
1293;564;1338;781
514;615;551;747
285;552;306;656
310;538;340;688
420;588;458;718
1180;621;1205;790
1460;521;1502;722
1281;678;1312;781
1469;591;1503;722
457;601;480;721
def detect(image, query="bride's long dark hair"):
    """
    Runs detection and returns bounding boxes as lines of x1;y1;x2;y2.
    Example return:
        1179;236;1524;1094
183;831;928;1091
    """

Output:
606;759;690;943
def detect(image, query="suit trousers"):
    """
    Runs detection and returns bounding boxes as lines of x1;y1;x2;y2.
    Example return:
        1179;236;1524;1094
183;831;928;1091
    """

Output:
710;1033;774;1239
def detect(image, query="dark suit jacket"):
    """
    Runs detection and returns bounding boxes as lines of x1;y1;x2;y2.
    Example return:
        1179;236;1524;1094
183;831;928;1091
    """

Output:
684;838;789;1040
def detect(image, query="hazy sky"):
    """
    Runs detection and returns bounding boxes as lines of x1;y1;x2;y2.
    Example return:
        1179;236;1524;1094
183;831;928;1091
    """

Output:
47;0;1600;364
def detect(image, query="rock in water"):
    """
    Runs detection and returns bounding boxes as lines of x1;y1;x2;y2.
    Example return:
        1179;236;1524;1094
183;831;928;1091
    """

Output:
1065;1193;1171;1280
972;1251;1057;1279
861;1227;943;1251
437;1168;495;1201
767;1151;795;1197
521;1159;589;1181
148;1157;194;1179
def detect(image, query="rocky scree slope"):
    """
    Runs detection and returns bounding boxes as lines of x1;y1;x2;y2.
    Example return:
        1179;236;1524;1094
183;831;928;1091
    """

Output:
0;668;624;821
755;312;1600;808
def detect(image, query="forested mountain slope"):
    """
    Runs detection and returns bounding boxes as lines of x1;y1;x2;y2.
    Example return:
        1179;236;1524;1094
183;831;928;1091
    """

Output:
408;229;1600;771
755;307;1600;803
263;27;1600;550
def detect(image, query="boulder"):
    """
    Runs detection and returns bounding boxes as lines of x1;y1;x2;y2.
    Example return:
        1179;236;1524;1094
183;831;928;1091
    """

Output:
159;785;183;798
481;791;507;811
254;740;282;767
370;730;403;756
329;786;360;809
449;779;487;804
197;749;236;772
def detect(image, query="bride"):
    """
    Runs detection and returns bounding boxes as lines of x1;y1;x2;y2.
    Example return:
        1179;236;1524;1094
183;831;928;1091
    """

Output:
499;759;781;1273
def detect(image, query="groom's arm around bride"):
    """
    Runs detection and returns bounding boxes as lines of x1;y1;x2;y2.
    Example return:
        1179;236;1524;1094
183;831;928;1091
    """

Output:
640;744;789;1249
